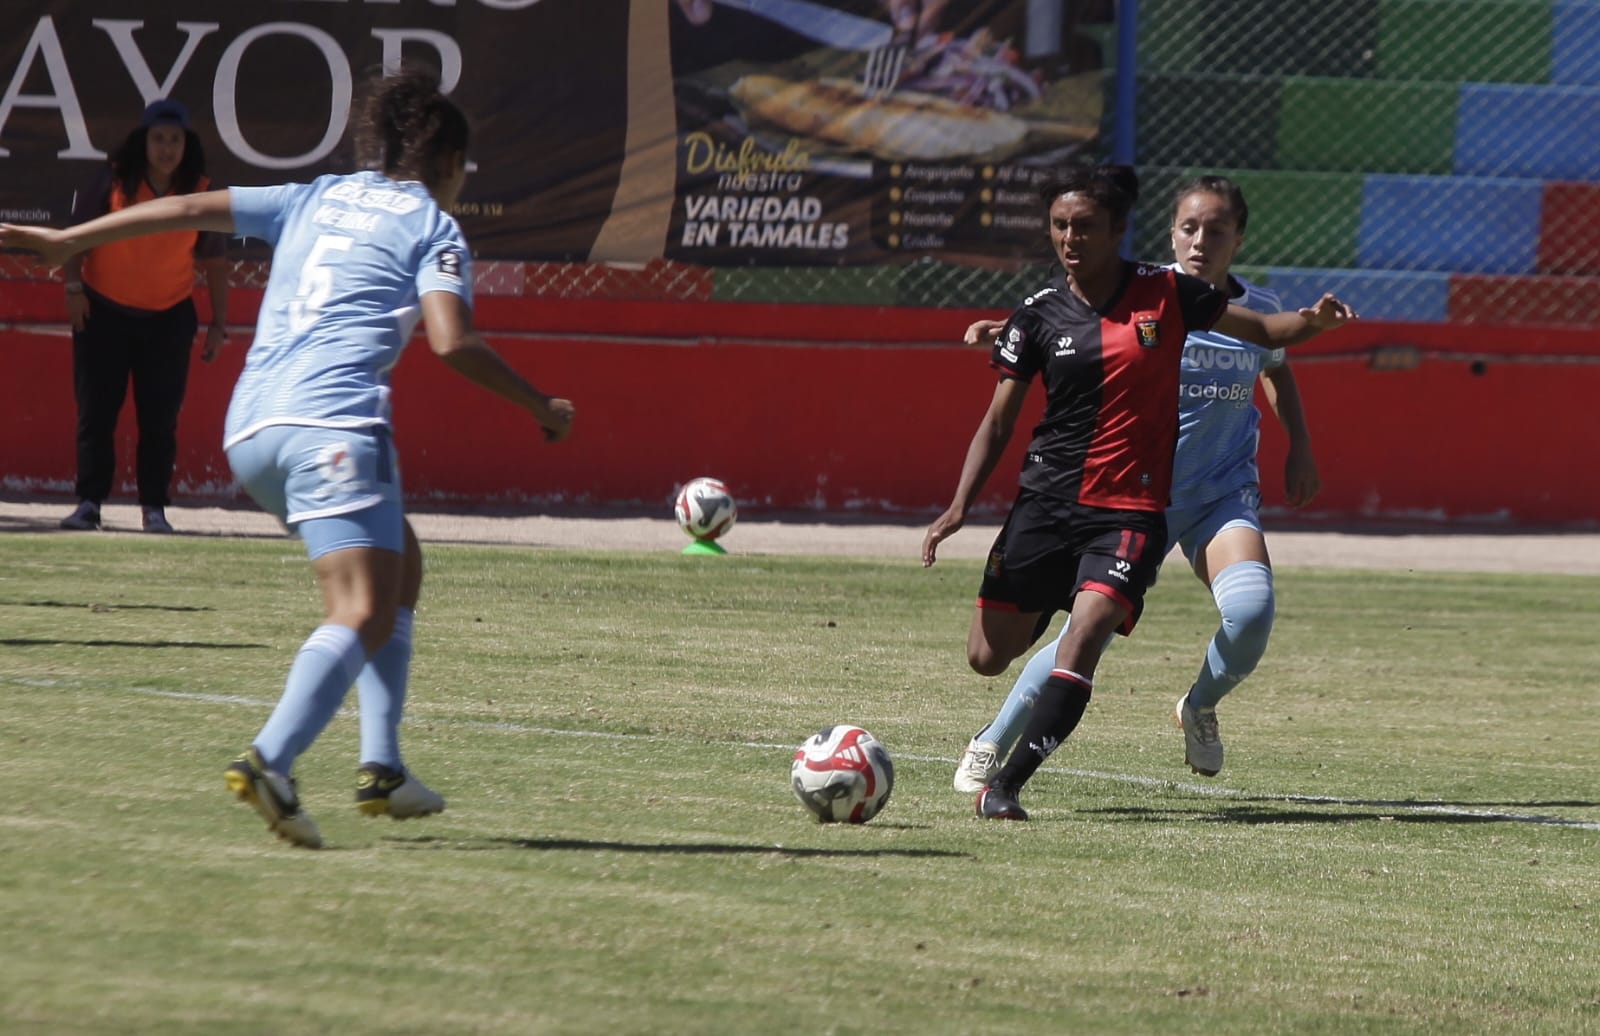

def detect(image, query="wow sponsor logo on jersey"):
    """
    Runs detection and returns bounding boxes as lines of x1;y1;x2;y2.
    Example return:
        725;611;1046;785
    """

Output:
1183;344;1265;372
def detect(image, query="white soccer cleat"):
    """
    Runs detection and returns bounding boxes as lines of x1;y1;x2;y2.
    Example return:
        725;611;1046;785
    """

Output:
953;737;1002;794
356;764;446;819
1175;694;1224;777
224;748;323;849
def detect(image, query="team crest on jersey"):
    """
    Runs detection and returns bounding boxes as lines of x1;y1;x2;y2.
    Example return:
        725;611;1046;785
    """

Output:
1134;314;1161;349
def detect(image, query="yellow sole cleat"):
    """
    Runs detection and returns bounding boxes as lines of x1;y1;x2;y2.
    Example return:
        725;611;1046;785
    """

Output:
224;749;323;848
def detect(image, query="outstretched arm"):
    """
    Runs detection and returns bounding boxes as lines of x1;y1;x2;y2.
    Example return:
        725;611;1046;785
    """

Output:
421;291;575;442
0;190;236;268
922;376;1029;567
1214;292;1356;349
964;317;1007;347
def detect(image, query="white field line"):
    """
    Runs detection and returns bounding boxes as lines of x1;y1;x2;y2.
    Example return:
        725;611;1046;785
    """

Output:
128;686;1600;832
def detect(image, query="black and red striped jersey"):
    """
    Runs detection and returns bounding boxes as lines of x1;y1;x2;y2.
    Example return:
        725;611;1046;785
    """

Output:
991;262;1227;511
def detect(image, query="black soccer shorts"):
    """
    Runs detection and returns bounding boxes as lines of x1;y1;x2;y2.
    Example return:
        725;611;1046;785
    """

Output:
977;490;1168;636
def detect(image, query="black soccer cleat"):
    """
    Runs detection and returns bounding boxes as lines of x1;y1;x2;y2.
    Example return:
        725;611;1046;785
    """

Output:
224;747;323;848
355;762;445;819
975;782;1029;821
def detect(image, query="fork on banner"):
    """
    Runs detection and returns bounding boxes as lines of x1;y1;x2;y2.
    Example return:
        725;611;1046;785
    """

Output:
862;0;917;98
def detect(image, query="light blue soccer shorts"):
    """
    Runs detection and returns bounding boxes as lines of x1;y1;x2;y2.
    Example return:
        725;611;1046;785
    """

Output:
226;424;404;559
1165;484;1264;568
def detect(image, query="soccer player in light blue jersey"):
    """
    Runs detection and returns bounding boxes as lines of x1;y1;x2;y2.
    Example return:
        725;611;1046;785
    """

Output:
952;175;1319;793
3;69;576;848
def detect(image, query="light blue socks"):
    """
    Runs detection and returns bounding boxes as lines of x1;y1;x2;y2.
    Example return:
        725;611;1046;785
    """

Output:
1186;560;1275;709
975;622;1063;755
356;607;414;768
254;623;367;773
977;560;1277;752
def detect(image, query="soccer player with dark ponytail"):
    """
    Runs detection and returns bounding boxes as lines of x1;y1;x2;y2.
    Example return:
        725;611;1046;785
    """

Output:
2;68;575;848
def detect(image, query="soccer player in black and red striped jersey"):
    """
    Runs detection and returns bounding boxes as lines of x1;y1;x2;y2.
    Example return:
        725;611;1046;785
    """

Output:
920;165;1354;821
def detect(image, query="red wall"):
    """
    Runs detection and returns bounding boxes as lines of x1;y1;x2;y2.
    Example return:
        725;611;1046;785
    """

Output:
1251;322;1600;526
3;284;1597;527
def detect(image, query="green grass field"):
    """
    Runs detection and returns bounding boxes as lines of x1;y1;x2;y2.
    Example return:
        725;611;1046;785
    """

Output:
2;533;1597;1035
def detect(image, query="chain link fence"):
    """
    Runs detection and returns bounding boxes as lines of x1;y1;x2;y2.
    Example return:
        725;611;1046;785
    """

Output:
1132;0;1600;327
5;1;1597;327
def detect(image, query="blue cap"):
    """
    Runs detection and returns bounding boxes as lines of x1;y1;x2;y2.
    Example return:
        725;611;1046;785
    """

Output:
141;98;190;129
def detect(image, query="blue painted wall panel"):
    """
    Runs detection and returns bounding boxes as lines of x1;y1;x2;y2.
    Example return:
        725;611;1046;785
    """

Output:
1455;83;1600;178
1552;1;1600;85
1358;175;1543;274
1253;267;1452;322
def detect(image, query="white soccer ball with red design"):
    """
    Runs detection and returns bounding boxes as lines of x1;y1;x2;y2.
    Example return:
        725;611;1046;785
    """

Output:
790;725;894;823
674;476;737;541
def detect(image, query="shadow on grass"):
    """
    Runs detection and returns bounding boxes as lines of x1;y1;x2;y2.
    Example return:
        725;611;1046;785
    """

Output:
1251;795;1600;810
0;514;63;533
0;637;267;649
1084;805;1599;828
386;835;974;859
0;598;213;612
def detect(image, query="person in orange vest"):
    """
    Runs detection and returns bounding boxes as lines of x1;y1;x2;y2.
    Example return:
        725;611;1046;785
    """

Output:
59;98;229;534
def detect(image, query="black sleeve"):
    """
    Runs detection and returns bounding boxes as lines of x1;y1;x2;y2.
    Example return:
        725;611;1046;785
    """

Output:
990;303;1045;381
1174;271;1229;333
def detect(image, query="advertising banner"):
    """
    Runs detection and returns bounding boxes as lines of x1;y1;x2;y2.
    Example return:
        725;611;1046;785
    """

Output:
0;1;1106;263
667;0;1108;265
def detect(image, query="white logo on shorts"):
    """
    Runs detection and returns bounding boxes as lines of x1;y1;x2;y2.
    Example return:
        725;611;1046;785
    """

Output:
316;442;357;484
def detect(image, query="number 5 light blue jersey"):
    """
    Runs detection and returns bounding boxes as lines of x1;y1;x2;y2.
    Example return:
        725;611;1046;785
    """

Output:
1167;264;1285;510
222;171;471;449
